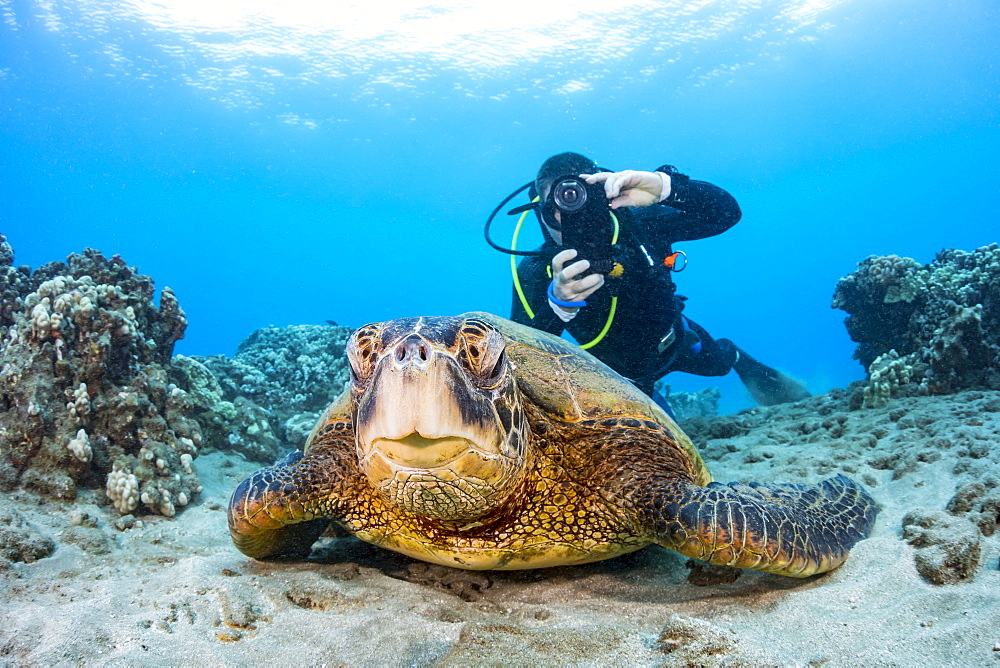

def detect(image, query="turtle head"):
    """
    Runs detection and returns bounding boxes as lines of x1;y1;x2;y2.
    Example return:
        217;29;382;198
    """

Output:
347;315;529;522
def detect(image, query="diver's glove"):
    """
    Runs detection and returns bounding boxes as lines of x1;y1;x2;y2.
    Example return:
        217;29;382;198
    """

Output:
581;170;665;208
548;248;604;322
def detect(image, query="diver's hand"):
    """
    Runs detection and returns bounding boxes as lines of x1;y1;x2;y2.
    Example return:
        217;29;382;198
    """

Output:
551;249;604;304
581;170;669;209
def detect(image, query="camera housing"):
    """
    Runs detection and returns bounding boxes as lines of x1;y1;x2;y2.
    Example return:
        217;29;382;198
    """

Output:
548;175;616;275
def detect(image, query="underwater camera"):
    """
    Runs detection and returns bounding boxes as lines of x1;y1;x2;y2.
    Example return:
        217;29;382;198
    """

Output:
546;175;616;276
484;173;620;277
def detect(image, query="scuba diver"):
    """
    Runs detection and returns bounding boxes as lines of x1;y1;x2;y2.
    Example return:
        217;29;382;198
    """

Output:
484;151;810;409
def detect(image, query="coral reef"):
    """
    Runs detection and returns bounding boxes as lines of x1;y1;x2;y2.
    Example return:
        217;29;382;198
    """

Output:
0;235;201;516
654;381;720;421
183;325;352;451
284;411;322;451
832;244;1000;407
168;355;281;463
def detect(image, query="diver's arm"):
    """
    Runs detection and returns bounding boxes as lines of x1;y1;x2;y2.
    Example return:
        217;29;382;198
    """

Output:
651;168;741;241
583;168;740;241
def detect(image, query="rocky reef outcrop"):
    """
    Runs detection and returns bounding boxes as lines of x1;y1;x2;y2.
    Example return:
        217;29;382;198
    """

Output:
0;234;201;516
0;234;351;520
167;355;284;464
654;381;720;421
173;324;352;457
832;244;1000;408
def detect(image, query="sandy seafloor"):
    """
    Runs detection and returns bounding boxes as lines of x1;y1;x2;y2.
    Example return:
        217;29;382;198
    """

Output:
1;388;999;666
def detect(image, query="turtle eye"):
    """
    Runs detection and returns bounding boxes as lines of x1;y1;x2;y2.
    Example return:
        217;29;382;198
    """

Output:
474;338;507;386
461;324;507;385
485;349;507;383
347;323;382;383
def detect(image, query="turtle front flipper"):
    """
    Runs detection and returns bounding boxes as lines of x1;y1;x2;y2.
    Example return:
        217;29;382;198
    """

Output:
228;451;334;560
639;474;877;577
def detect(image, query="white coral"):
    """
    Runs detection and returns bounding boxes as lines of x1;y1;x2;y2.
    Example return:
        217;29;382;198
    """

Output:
53;293;73;313
67;428;92;463
26;276;106;341
160;490;176;517
143;487;176;517
106;464;139;514
863;349;919;408
864;254;928;304
116;305;139;338
67;382;90;423
30;299;51;340
178;436;197;455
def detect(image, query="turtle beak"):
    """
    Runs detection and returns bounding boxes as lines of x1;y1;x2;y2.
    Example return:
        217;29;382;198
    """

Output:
354;333;504;468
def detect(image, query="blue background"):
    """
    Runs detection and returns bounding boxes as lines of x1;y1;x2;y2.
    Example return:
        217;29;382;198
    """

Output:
1;0;997;412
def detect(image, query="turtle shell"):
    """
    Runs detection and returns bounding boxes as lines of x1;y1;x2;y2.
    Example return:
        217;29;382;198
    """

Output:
465;311;712;487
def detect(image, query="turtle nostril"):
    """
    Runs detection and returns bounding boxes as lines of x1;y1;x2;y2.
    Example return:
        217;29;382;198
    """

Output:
395;334;430;366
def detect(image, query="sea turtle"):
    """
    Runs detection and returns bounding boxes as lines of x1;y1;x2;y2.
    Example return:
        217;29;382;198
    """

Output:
229;313;877;576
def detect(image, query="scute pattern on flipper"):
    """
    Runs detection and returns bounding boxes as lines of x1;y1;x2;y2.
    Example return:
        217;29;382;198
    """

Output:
229;426;357;559
639;474;877;577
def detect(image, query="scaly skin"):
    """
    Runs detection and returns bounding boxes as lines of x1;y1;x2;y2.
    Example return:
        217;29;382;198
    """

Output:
626;474;878;577
231;408;691;568
228;440;351;560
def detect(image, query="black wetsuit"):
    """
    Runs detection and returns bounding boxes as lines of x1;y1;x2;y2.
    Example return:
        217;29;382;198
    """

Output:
510;169;742;396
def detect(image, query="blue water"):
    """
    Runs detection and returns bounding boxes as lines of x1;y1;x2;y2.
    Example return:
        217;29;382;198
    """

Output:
1;0;997;413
